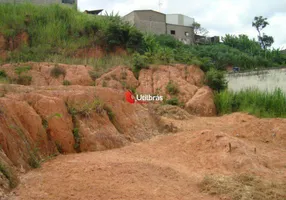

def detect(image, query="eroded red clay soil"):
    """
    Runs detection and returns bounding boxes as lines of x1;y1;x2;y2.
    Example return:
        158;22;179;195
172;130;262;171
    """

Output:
0;62;285;200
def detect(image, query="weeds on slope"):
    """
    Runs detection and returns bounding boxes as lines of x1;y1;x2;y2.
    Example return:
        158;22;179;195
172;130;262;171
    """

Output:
215;88;286;118
199;174;286;200
0;162;18;189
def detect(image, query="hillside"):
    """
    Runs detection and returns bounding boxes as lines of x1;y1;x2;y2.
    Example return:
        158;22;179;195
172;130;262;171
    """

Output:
0;3;286;200
1;3;285;71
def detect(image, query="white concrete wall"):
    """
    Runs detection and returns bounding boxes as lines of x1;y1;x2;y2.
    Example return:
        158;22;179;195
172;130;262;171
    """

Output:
183;15;194;26
166;14;194;27
166;14;178;25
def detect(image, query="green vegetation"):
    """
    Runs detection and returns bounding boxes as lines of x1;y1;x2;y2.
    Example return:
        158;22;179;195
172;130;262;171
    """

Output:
0;70;9;84
166;81;179;95
252;16;274;50
0;3;144;61
67;98;104;118
16;75;32;85
103;105;115;122
50;65;66;78
165;97;180;106
28;147;40;169
63;80;71;86
9;125;41;168
0;70;7;78
215;88;286;118
205;68;227;91
0;161;18;188
132;52;149;77
199;174;286;200
14;66;31;75
55;142;64;154
72;128;80;151
0;4;285;74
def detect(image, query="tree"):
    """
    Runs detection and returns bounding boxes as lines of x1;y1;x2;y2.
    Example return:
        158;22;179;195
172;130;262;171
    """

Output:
252;16;274;50
260;33;274;49
193;21;209;36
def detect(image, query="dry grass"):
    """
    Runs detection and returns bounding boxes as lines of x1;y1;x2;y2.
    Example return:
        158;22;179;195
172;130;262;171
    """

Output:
199;174;286;200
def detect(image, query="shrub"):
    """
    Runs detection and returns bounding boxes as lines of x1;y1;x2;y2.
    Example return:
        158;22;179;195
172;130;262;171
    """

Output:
16;75;32;85
132;53;149;73
15;66;31;75
0;70;7;78
166;97;179;106
205;68;227;91
28;154;40;169
155;34;182;49
50;65;66;78
67;98;104;118
0;70;9;84
63;80;71;86
88;70;100;81
166;81;180;95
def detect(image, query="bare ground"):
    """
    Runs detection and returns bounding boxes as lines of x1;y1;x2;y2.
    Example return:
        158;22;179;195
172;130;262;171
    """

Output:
8;113;286;200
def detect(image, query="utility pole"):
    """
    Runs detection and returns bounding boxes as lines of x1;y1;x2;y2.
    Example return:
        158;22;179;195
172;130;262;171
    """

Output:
158;0;162;12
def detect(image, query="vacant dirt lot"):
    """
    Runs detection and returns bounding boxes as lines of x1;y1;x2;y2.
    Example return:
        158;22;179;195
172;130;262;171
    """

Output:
8;113;286;200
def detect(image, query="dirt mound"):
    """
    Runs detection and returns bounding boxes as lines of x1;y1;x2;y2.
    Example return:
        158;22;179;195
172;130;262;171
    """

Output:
186;86;217;116
8;113;286;200
151;104;193;120
137;65;204;103
95;66;139;90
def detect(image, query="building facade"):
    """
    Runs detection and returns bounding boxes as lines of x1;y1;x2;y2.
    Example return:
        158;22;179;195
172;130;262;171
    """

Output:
123;10;166;35
0;0;77;7
123;10;195;45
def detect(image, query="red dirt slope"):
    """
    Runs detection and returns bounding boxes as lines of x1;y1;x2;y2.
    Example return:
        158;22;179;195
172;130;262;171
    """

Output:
7;113;286;200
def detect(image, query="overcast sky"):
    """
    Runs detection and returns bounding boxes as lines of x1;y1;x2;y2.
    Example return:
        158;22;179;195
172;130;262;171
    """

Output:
78;0;286;49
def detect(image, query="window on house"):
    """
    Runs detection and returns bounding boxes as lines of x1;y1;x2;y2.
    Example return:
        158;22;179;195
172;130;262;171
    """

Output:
170;30;176;35
185;32;189;36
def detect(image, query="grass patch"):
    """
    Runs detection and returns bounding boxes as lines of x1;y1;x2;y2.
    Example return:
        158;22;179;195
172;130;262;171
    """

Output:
165;97;180;106
9;125;40;168
14;66;31;75
103;105;115;122
67;98;104;118
63;80;71;86
88;70;100;81
0;162;18;189
215;88;286;118
166;81;179;95
199;174;286;200
27;147;40;169
72;128;81;151
50;65;66;78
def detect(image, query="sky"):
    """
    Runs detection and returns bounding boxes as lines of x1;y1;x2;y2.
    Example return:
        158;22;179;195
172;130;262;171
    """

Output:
78;0;286;49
